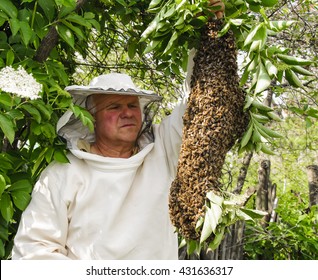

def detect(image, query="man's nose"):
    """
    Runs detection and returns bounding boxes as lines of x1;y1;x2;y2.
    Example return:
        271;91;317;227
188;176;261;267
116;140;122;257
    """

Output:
120;106;133;117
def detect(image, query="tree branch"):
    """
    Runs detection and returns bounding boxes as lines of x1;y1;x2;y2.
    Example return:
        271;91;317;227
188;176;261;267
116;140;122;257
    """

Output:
34;0;88;63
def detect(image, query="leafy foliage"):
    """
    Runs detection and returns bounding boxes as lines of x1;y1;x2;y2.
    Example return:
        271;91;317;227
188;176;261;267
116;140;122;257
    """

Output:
244;193;318;260
0;0;96;259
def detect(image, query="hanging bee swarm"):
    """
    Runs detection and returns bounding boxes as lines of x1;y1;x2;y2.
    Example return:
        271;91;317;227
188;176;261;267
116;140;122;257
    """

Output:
169;19;249;241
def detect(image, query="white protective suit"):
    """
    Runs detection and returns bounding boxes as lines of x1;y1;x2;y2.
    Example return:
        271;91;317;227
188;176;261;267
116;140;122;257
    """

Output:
12;54;195;260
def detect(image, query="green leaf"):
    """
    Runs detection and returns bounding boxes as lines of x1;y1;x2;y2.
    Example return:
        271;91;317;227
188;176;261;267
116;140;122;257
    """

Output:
0;93;13;107
65;14;91;28
266;111;282;122
252;100;273;112
162;5;176;19
306;107;318;118
7;109;24;121
9;18;20;36
19;21;33;45
264;59;278;77
41;123;56;139
291;65;314;76
244;23;266;51
60;19;85;40
21;104;42;123
6;49;14;66
45;146;55;163
260;143;276;155
200;209;213;243
53;149;69;163
251;112;270;123
277;53;312;66
200;204;222;243
252;128;262;142
0;193;14;222
240;122;253;148
31;147;47;176
140;14;160;42
0;175;6;197
208;227;225;250
236;208;255;221
186;239;198;255
0;113;15;144
285;69;303;88
87;18;100;32
0;16;6;28
0;239;4;258
56;24;75;49
244;95;254;110
261;0;278;7
114;0;127;7
0;0;18;18
268;20;295;32
149;0;163;10
144;40;160;54
240;207;267;218
254;63;271;94
31;100;52;120
0;154;13;171
83;12;95;20
247;53;260;72
11;190;31;211
127;39;137;59
206;191;224;206
55;0;76;8
71;104;94;132
38;0;55;22
163;31;178;55
8;179;32;192
253;119;283;138
195;216;204;230
229;18;245;26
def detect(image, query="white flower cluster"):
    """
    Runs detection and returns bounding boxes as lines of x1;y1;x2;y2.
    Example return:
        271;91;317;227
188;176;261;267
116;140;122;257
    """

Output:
0;66;42;100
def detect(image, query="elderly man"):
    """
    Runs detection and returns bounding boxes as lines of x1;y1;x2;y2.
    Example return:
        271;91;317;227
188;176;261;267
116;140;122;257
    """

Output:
12;1;225;260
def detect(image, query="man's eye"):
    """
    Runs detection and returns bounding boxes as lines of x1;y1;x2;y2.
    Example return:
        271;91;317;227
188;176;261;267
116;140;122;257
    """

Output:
108;105;119;110
129;104;139;108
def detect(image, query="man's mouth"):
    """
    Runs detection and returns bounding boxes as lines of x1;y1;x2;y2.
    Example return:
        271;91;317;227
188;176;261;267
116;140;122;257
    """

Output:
121;123;135;128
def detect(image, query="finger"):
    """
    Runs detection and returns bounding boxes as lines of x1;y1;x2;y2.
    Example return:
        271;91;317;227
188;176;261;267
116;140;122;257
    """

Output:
215;11;224;19
209;1;225;15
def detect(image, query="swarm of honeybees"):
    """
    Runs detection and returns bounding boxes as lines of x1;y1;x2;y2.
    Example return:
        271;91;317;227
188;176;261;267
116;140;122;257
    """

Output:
169;19;248;241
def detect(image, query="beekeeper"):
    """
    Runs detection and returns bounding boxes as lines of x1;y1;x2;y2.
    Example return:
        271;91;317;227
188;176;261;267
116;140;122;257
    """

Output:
12;1;224;260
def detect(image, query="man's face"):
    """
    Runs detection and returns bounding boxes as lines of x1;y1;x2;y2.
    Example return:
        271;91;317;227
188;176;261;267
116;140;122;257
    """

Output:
92;94;142;148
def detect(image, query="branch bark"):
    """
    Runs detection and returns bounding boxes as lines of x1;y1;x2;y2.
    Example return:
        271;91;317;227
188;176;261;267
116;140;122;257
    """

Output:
34;0;88;63
234;151;253;194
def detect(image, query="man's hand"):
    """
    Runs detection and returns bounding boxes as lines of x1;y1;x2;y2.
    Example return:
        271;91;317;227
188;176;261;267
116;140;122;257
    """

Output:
209;0;225;19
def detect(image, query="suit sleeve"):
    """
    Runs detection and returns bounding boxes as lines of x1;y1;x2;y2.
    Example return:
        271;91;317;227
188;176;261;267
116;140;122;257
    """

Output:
12;166;71;260
157;49;196;178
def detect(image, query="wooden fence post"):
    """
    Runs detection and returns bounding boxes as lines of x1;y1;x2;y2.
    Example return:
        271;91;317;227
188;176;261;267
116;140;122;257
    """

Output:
256;160;271;224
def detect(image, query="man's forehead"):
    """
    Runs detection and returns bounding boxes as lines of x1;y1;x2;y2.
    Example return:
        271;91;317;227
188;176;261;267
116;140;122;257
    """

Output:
93;94;140;104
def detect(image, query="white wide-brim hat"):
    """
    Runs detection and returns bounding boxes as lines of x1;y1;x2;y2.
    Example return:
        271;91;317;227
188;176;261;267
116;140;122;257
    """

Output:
65;73;162;107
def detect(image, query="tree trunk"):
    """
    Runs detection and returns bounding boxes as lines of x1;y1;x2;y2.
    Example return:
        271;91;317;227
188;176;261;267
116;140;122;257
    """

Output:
306;165;318;207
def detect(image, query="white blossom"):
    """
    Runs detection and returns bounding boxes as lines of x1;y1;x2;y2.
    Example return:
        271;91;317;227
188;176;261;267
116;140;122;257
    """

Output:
0;66;42;99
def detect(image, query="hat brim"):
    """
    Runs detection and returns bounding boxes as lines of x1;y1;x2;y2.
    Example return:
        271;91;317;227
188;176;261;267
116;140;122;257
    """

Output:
65;86;163;104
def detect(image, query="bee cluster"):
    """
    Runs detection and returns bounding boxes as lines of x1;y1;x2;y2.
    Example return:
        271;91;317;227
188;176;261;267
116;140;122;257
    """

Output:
169;19;248;241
